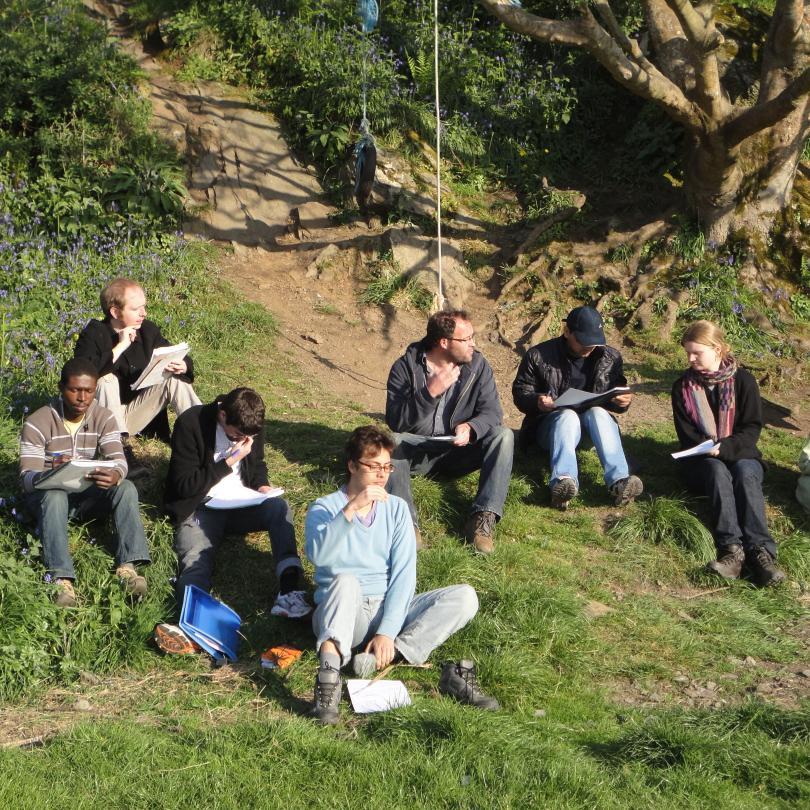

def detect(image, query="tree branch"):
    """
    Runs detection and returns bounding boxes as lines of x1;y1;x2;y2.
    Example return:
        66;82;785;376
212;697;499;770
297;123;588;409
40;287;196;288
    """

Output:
769;0;806;58
579;9;702;130
724;66;810;147
760;0;808;102
660;0;728;118
477;0;703;131
475;0;590;47
662;0;723;52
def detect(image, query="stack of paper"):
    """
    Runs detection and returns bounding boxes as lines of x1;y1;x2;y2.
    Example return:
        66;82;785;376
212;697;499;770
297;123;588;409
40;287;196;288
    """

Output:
130;342;190;390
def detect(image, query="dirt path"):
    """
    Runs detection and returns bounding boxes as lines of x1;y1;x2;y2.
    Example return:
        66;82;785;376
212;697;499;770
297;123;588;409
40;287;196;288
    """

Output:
86;0;809;438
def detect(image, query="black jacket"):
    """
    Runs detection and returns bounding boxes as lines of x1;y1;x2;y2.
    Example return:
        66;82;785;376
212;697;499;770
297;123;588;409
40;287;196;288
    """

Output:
512;336;628;444
74;318;195;406
163;402;269;525
671;366;763;462
386;340;504;441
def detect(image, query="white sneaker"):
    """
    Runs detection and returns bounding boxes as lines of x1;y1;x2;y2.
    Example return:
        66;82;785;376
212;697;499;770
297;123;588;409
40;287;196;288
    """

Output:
270;590;313;619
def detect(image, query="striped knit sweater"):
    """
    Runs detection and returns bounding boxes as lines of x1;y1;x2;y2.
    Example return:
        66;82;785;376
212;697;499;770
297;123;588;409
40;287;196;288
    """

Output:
19;398;127;493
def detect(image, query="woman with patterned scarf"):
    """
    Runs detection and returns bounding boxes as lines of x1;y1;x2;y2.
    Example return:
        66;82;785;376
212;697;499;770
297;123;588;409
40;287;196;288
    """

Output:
671;320;786;586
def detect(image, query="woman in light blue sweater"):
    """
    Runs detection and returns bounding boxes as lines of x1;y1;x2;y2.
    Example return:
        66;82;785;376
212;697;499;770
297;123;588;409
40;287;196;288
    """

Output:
305;425;498;724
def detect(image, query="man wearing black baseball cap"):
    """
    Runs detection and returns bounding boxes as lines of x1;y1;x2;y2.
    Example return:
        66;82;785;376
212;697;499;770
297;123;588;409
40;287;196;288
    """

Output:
512;306;642;510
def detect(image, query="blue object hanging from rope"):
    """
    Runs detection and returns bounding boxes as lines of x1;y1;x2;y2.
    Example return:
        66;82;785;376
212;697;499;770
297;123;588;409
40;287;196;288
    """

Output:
356;0;379;33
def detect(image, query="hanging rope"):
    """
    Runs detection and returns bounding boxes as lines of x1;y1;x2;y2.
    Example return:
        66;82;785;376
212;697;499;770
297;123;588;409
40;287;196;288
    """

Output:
354;0;379;210
433;0;444;309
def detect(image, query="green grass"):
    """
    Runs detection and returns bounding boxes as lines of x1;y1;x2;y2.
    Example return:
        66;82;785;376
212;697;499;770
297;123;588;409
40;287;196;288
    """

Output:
1;237;809;806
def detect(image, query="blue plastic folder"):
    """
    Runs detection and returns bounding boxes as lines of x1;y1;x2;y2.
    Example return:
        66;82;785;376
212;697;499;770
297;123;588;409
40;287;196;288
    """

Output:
179;585;241;662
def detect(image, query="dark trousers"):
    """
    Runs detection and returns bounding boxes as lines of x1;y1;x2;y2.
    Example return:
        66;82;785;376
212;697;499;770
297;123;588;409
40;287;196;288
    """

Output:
173;498;302;604
386;427;514;526
681;457;776;557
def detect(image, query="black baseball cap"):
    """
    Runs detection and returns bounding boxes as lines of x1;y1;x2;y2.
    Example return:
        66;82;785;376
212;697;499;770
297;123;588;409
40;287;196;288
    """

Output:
564;306;605;346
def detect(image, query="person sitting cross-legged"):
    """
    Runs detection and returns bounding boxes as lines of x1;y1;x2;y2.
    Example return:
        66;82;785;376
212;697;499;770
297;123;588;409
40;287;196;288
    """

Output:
164;387;311;617
305;425;499;725
512;305;642;510
19;359;151;607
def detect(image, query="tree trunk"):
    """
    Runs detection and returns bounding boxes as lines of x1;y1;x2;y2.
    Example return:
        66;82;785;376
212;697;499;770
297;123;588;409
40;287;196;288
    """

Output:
477;0;810;244
687;97;810;243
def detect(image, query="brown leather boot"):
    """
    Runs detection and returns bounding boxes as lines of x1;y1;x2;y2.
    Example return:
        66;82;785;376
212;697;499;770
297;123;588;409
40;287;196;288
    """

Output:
464;511;496;555
706;544;744;579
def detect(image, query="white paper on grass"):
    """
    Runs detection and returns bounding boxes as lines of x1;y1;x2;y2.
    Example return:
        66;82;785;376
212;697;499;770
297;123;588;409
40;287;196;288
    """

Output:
347;679;411;713
130;342;190;391
204;478;285;510
34;459;118;492
671;439;718;459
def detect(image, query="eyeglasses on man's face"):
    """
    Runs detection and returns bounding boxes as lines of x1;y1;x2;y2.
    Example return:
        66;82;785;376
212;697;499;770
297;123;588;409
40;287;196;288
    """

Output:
357;460;395;474
447;332;475;344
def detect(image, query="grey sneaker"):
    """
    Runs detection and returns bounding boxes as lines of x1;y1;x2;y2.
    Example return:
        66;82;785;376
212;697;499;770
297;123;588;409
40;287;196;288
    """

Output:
54;578;77;608
311;664;342;724
746;547;786;587
706;544;744;579
550;478;578;510
116;563;148;600
609;475;644;506
464;511;496;554
438;660;500;711
352;652;377;679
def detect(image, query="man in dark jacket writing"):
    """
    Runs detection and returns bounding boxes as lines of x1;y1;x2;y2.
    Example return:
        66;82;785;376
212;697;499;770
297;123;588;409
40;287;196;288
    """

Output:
164;387;310;618
512;306;642;510
386;310;514;554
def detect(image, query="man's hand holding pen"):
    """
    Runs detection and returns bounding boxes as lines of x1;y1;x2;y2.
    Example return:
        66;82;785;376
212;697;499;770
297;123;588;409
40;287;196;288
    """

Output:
225;436;253;466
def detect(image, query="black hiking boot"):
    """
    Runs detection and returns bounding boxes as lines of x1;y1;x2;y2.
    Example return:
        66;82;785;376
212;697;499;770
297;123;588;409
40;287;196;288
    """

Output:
438;660;500;711
706;544;745;579
746;547;786;587
311;663;342;725
122;438;148;480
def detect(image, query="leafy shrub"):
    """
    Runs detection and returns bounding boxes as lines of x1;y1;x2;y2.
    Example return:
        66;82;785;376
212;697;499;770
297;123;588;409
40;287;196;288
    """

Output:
0;207;209;410
0;0;187;234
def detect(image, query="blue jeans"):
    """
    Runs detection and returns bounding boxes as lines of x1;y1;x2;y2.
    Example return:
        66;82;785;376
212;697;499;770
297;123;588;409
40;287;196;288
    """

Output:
25;481;151;580
173;498;302;603
681;457;776;557
386;426;514;526
312;572;479;667
536;407;629;489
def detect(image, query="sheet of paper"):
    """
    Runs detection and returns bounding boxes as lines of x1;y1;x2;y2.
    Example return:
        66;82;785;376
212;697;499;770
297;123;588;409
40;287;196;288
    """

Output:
671;439;718;459
553;386;630;409
347;679;411;713
34;459;118;492
204;478;284;510
130;342;189;390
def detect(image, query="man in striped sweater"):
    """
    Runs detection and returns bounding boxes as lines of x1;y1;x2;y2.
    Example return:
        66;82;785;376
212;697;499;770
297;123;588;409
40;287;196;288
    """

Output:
19;359;151;607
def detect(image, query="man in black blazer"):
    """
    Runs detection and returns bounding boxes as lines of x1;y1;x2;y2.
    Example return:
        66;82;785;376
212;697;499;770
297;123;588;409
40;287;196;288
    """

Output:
74;277;201;472
164;387;311;619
